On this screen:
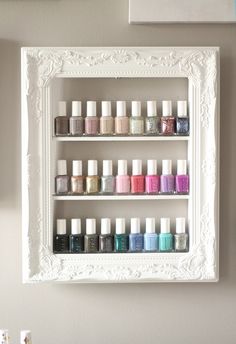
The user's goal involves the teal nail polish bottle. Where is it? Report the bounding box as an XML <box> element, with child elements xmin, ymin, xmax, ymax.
<box><xmin>159</xmin><ymin>218</ymin><xmax>173</xmax><ymax>252</ymax></box>
<box><xmin>115</xmin><ymin>218</ymin><xmax>129</xmax><ymax>252</ymax></box>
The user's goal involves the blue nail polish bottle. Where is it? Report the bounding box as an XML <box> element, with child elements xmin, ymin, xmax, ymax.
<box><xmin>159</xmin><ymin>218</ymin><xmax>173</xmax><ymax>252</ymax></box>
<box><xmin>144</xmin><ymin>218</ymin><xmax>158</xmax><ymax>252</ymax></box>
<box><xmin>129</xmin><ymin>218</ymin><xmax>143</xmax><ymax>252</ymax></box>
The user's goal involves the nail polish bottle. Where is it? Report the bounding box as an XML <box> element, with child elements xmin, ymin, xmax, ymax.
<box><xmin>145</xmin><ymin>159</ymin><xmax>160</xmax><ymax>194</ymax></box>
<box><xmin>174</xmin><ymin>218</ymin><xmax>188</xmax><ymax>252</ymax></box>
<box><xmin>100</xmin><ymin>101</ymin><xmax>114</xmax><ymax>135</ymax></box>
<box><xmin>54</xmin><ymin>219</ymin><xmax>69</xmax><ymax>253</ymax></box>
<box><xmin>160</xmin><ymin>160</ymin><xmax>175</xmax><ymax>194</ymax></box>
<box><xmin>129</xmin><ymin>218</ymin><xmax>144</xmax><ymax>252</ymax></box>
<box><xmin>176</xmin><ymin>100</ymin><xmax>189</xmax><ymax>135</ymax></box>
<box><xmin>160</xmin><ymin>100</ymin><xmax>176</xmax><ymax>135</ymax></box>
<box><xmin>130</xmin><ymin>101</ymin><xmax>144</xmax><ymax>135</ymax></box>
<box><xmin>69</xmin><ymin>101</ymin><xmax>84</xmax><ymax>136</ymax></box>
<box><xmin>131</xmin><ymin>159</ymin><xmax>145</xmax><ymax>194</ymax></box>
<box><xmin>145</xmin><ymin>100</ymin><xmax>158</xmax><ymax>135</ymax></box>
<box><xmin>101</xmin><ymin>160</ymin><xmax>115</xmax><ymax>194</ymax></box>
<box><xmin>115</xmin><ymin>218</ymin><xmax>129</xmax><ymax>252</ymax></box>
<box><xmin>55</xmin><ymin>101</ymin><xmax>69</xmax><ymax>136</ymax></box>
<box><xmin>86</xmin><ymin>160</ymin><xmax>100</xmax><ymax>194</ymax></box>
<box><xmin>116</xmin><ymin>160</ymin><xmax>130</xmax><ymax>194</ymax></box>
<box><xmin>159</xmin><ymin>218</ymin><xmax>173</xmax><ymax>252</ymax></box>
<box><xmin>84</xmin><ymin>218</ymin><xmax>99</xmax><ymax>253</ymax></box>
<box><xmin>71</xmin><ymin>160</ymin><xmax>84</xmax><ymax>194</ymax></box>
<box><xmin>55</xmin><ymin>160</ymin><xmax>70</xmax><ymax>194</ymax></box>
<box><xmin>20</xmin><ymin>331</ymin><xmax>32</xmax><ymax>344</ymax></box>
<box><xmin>85</xmin><ymin>101</ymin><xmax>99</xmax><ymax>135</ymax></box>
<box><xmin>176</xmin><ymin>160</ymin><xmax>189</xmax><ymax>194</ymax></box>
<box><xmin>144</xmin><ymin>218</ymin><xmax>158</xmax><ymax>252</ymax></box>
<box><xmin>69</xmin><ymin>219</ymin><xmax>84</xmax><ymax>253</ymax></box>
<box><xmin>99</xmin><ymin>218</ymin><xmax>114</xmax><ymax>253</ymax></box>
<box><xmin>0</xmin><ymin>330</ymin><xmax>10</xmax><ymax>344</ymax></box>
<box><xmin>115</xmin><ymin>101</ymin><xmax>129</xmax><ymax>135</ymax></box>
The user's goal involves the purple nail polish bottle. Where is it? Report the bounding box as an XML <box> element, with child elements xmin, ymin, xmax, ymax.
<box><xmin>160</xmin><ymin>160</ymin><xmax>175</xmax><ymax>194</ymax></box>
<box><xmin>176</xmin><ymin>160</ymin><xmax>189</xmax><ymax>194</ymax></box>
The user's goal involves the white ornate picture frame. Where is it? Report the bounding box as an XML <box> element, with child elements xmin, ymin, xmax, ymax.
<box><xmin>21</xmin><ymin>47</ymin><xmax>219</xmax><ymax>283</ymax></box>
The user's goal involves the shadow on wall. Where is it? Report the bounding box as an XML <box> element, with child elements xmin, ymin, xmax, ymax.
<box><xmin>0</xmin><ymin>40</ymin><xmax>21</xmax><ymax>208</ymax></box>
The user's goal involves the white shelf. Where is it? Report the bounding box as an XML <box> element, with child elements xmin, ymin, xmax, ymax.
<box><xmin>54</xmin><ymin>136</ymin><xmax>190</xmax><ymax>142</ymax></box>
<box><xmin>53</xmin><ymin>194</ymin><xmax>190</xmax><ymax>201</ymax></box>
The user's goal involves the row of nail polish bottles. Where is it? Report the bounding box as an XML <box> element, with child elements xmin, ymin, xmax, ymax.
<box><xmin>54</xmin><ymin>100</ymin><xmax>189</xmax><ymax>136</ymax></box>
<box><xmin>54</xmin><ymin>217</ymin><xmax>188</xmax><ymax>253</ymax></box>
<box><xmin>0</xmin><ymin>330</ymin><xmax>32</xmax><ymax>344</ymax></box>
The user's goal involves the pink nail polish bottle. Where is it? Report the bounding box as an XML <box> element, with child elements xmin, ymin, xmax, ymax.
<box><xmin>145</xmin><ymin>159</ymin><xmax>160</xmax><ymax>194</ymax></box>
<box><xmin>116</xmin><ymin>160</ymin><xmax>130</xmax><ymax>194</ymax></box>
<box><xmin>131</xmin><ymin>159</ymin><xmax>145</xmax><ymax>194</ymax></box>
<box><xmin>85</xmin><ymin>101</ymin><xmax>99</xmax><ymax>135</ymax></box>
<box><xmin>176</xmin><ymin>159</ymin><xmax>189</xmax><ymax>194</ymax></box>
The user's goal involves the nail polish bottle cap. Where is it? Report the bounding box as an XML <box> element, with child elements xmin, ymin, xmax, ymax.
<box><xmin>147</xmin><ymin>159</ymin><xmax>157</xmax><ymax>175</ymax></box>
<box><xmin>147</xmin><ymin>100</ymin><xmax>157</xmax><ymax>117</ymax></box>
<box><xmin>71</xmin><ymin>218</ymin><xmax>81</xmax><ymax>235</ymax></box>
<box><xmin>86</xmin><ymin>218</ymin><xmax>96</xmax><ymax>235</ymax></box>
<box><xmin>20</xmin><ymin>331</ymin><xmax>32</xmax><ymax>344</ymax></box>
<box><xmin>72</xmin><ymin>101</ymin><xmax>82</xmax><ymax>117</ymax></box>
<box><xmin>176</xmin><ymin>218</ymin><xmax>186</xmax><ymax>234</ymax></box>
<box><xmin>132</xmin><ymin>101</ymin><xmax>141</xmax><ymax>117</ymax></box>
<box><xmin>118</xmin><ymin>160</ymin><xmax>128</xmax><ymax>176</ymax></box>
<box><xmin>102</xmin><ymin>160</ymin><xmax>113</xmax><ymax>176</ymax></box>
<box><xmin>160</xmin><ymin>218</ymin><xmax>170</xmax><ymax>234</ymax></box>
<box><xmin>130</xmin><ymin>217</ymin><xmax>141</xmax><ymax>234</ymax></box>
<box><xmin>116</xmin><ymin>218</ymin><xmax>126</xmax><ymax>234</ymax></box>
<box><xmin>87</xmin><ymin>101</ymin><xmax>97</xmax><ymax>117</ymax></box>
<box><xmin>58</xmin><ymin>101</ymin><xmax>67</xmax><ymax>116</ymax></box>
<box><xmin>101</xmin><ymin>218</ymin><xmax>111</xmax><ymax>235</ymax></box>
<box><xmin>57</xmin><ymin>219</ymin><xmax>67</xmax><ymax>235</ymax></box>
<box><xmin>72</xmin><ymin>160</ymin><xmax>82</xmax><ymax>176</ymax></box>
<box><xmin>116</xmin><ymin>101</ymin><xmax>126</xmax><ymax>117</ymax></box>
<box><xmin>132</xmin><ymin>159</ymin><xmax>142</xmax><ymax>176</ymax></box>
<box><xmin>177</xmin><ymin>159</ymin><xmax>187</xmax><ymax>175</ymax></box>
<box><xmin>162</xmin><ymin>100</ymin><xmax>172</xmax><ymax>117</ymax></box>
<box><xmin>177</xmin><ymin>100</ymin><xmax>187</xmax><ymax>118</ymax></box>
<box><xmin>146</xmin><ymin>218</ymin><xmax>156</xmax><ymax>234</ymax></box>
<box><xmin>57</xmin><ymin>160</ymin><xmax>67</xmax><ymax>175</ymax></box>
<box><xmin>88</xmin><ymin>160</ymin><xmax>98</xmax><ymax>176</ymax></box>
<box><xmin>162</xmin><ymin>160</ymin><xmax>172</xmax><ymax>175</ymax></box>
<box><xmin>101</xmin><ymin>101</ymin><xmax>112</xmax><ymax>117</ymax></box>
<box><xmin>0</xmin><ymin>330</ymin><xmax>9</xmax><ymax>344</ymax></box>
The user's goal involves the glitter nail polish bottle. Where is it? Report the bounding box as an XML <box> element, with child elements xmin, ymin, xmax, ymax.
<box><xmin>54</xmin><ymin>219</ymin><xmax>69</xmax><ymax>253</ymax></box>
<box><xmin>160</xmin><ymin>100</ymin><xmax>176</xmax><ymax>135</ymax></box>
<box><xmin>116</xmin><ymin>160</ymin><xmax>130</xmax><ymax>194</ymax></box>
<box><xmin>130</xmin><ymin>101</ymin><xmax>144</xmax><ymax>135</ymax></box>
<box><xmin>20</xmin><ymin>331</ymin><xmax>32</xmax><ymax>344</ymax></box>
<box><xmin>174</xmin><ymin>217</ymin><xmax>188</xmax><ymax>252</ymax></box>
<box><xmin>160</xmin><ymin>160</ymin><xmax>175</xmax><ymax>194</ymax></box>
<box><xmin>159</xmin><ymin>218</ymin><xmax>173</xmax><ymax>252</ymax></box>
<box><xmin>101</xmin><ymin>160</ymin><xmax>115</xmax><ymax>194</ymax></box>
<box><xmin>55</xmin><ymin>101</ymin><xmax>69</xmax><ymax>136</ymax></box>
<box><xmin>99</xmin><ymin>218</ymin><xmax>114</xmax><ymax>253</ymax></box>
<box><xmin>84</xmin><ymin>218</ymin><xmax>99</xmax><ymax>253</ymax></box>
<box><xmin>176</xmin><ymin>160</ymin><xmax>189</xmax><ymax>194</ymax></box>
<box><xmin>71</xmin><ymin>160</ymin><xmax>84</xmax><ymax>194</ymax></box>
<box><xmin>145</xmin><ymin>159</ymin><xmax>160</xmax><ymax>194</ymax></box>
<box><xmin>131</xmin><ymin>159</ymin><xmax>145</xmax><ymax>194</ymax></box>
<box><xmin>86</xmin><ymin>160</ymin><xmax>100</xmax><ymax>194</ymax></box>
<box><xmin>55</xmin><ymin>160</ymin><xmax>70</xmax><ymax>194</ymax></box>
<box><xmin>100</xmin><ymin>101</ymin><xmax>114</xmax><ymax>135</ymax></box>
<box><xmin>129</xmin><ymin>218</ymin><xmax>143</xmax><ymax>252</ymax></box>
<box><xmin>115</xmin><ymin>218</ymin><xmax>129</xmax><ymax>252</ymax></box>
<box><xmin>69</xmin><ymin>101</ymin><xmax>84</xmax><ymax>136</ymax></box>
<box><xmin>85</xmin><ymin>101</ymin><xmax>99</xmax><ymax>135</ymax></box>
<box><xmin>144</xmin><ymin>217</ymin><xmax>158</xmax><ymax>252</ymax></box>
<box><xmin>115</xmin><ymin>101</ymin><xmax>129</xmax><ymax>135</ymax></box>
<box><xmin>69</xmin><ymin>219</ymin><xmax>84</xmax><ymax>253</ymax></box>
<box><xmin>145</xmin><ymin>100</ymin><xmax>158</xmax><ymax>135</ymax></box>
<box><xmin>176</xmin><ymin>100</ymin><xmax>189</xmax><ymax>135</ymax></box>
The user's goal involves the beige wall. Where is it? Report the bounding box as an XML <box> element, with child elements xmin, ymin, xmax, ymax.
<box><xmin>0</xmin><ymin>1</ymin><xmax>235</xmax><ymax>343</ymax></box>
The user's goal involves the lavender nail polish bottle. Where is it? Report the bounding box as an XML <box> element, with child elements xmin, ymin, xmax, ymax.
<box><xmin>129</xmin><ymin>218</ymin><xmax>143</xmax><ymax>252</ymax></box>
<box><xmin>160</xmin><ymin>160</ymin><xmax>175</xmax><ymax>194</ymax></box>
<box><xmin>69</xmin><ymin>101</ymin><xmax>84</xmax><ymax>136</ymax></box>
<box><xmin>176</xmin><ymin>160</ymin><xmax>189</xmax><ymax>194</ymax></box>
